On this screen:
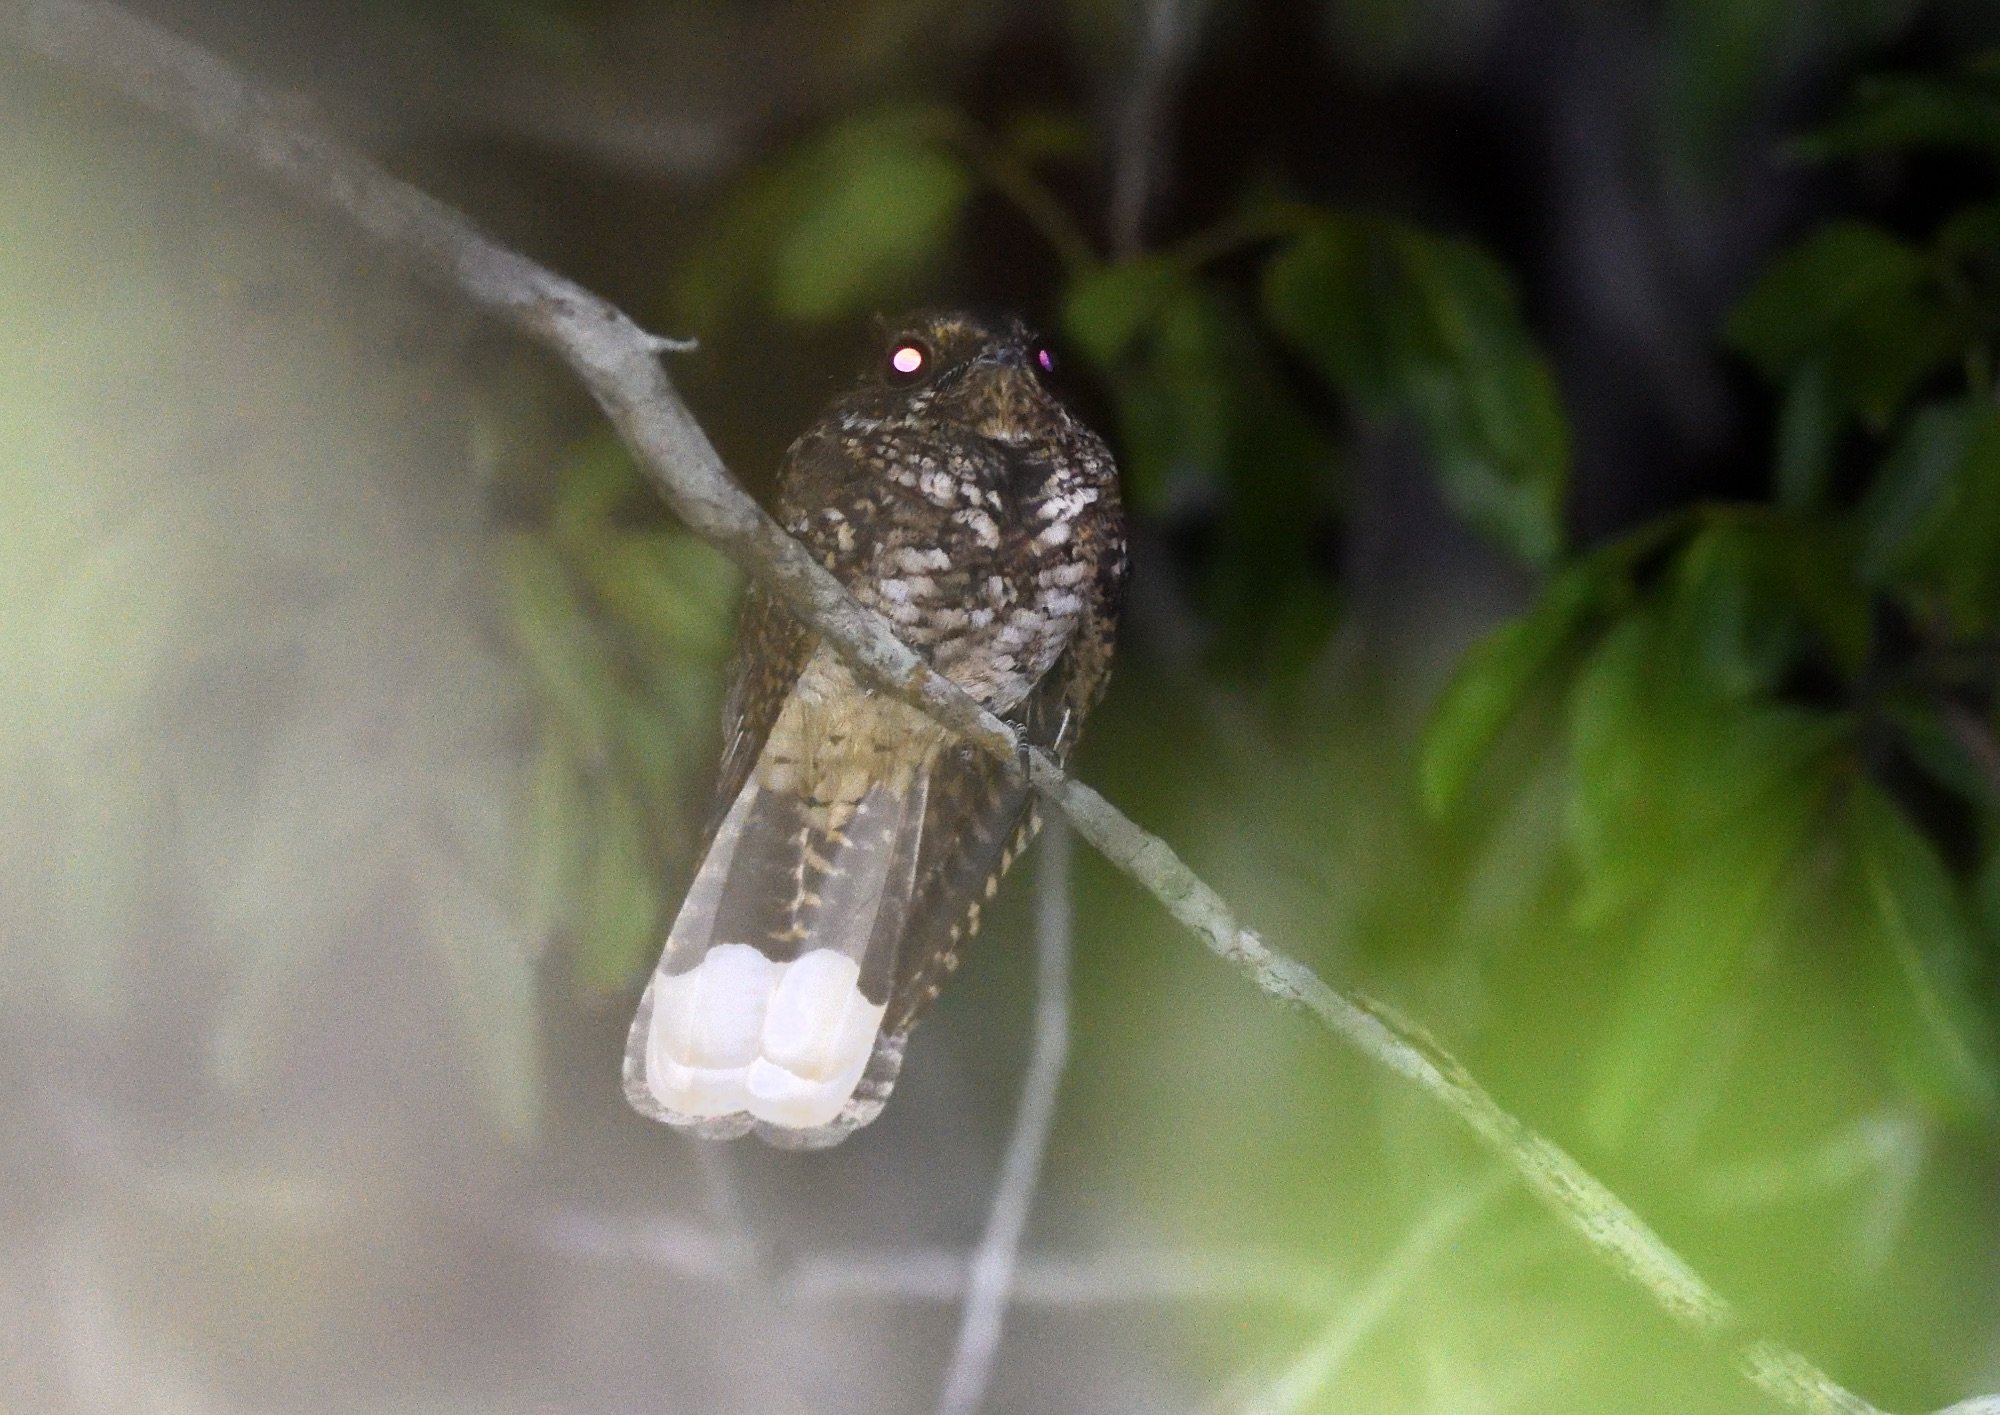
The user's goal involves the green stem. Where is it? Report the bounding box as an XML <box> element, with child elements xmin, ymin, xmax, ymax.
<box><xmin>945</xmin><ymin>119</ymin><xmax>1100</xmax><ymax>275</ymax></box>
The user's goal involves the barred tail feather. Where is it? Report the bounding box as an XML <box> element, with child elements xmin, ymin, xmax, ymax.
<box><xmin>622</xmin><ymin>695</ymin><xmax>933</xmax><ymax>1144</ymax></box>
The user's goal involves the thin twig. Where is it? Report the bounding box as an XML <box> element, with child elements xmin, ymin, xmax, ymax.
<box><xmin>692</xmin><ymin>1136</ymin><xmax>779</xmax><ymax>1285</ymax></box>
<box><xmin>936</xmin><ymin>818</ymin><xmax>1074</xmax><ymax>1415</ymax></box>
<box><xmin>1221</xmin><ymin>1174</ymin><xmax>1507</xmax><ymax>1415</ymax></box>
<box><xmin>790</xmin><ymin>1241</ymin><xmax>1332</xmax><ymax>1311</ymax></box>
<box><xmin>50</xmin><ymin>1216</ymin><xmax>238</xmax><ymax>1415</ymax></box>
<box><xmin>543</xmin><ymin>1207</ymin><xmax>1341</xmax><ymax>1309</ymax></box>
<box><xmin>947</xmin><ymin>119</ymin><xmax>1098</xmax><ymax>274</ymax></box>
<box><xmin>1107</xmin><ymin>0</ymin><xmax>1202</xmax><ymax>257</ymax></box>
<box><xmin>542</xmin><ymin>1208</ymin><xmax>744</xmax><ymax>1281</ymax></box>
<box><xmin>4</xmin><ymin>6</ymin><xmax>1986</xmax><ymax>1412</ymax></box>
<box><xmin>1937</xmin><ymin>697</ymin><xmax>2000</xmax><ymax>805</ymax></box>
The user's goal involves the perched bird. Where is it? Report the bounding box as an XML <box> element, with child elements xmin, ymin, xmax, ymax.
<box><xmin>622</xmin><ymin>311</ymin><xmax>1127</xmax><ymax>1148</ymax></box>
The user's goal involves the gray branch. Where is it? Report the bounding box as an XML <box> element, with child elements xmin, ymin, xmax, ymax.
<box><xmin>2</xmin><ymin>4</ymin><xmax>1983</xmax><ymax>1413</ymax></box>
<box><xmin>1106</xmin><ymin>0</ymin><xmax>1204</xmax><ymax>258</ymax></box>
<box><xmin>936</xmin><ymin>817</ymin><xmax>1074</xmax><ymax>1415</ymax></box>
<box><xmin>1218</xmin><ymin>1173</ymin><xmax>1508</xmax><ymax>1415</ymax></box>
<box><xmin>542</xmin><ymin>1208</ymin><xmax>1341</xmax><ymax>1311</ymax></box>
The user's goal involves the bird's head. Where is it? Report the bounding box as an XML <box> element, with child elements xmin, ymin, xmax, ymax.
<box><xmin>860</xmin><ymin>310</ymin><xmax>1067</xmax><ymax>445</ymax></box>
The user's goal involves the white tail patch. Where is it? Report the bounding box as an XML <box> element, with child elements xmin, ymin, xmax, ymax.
<box><xmin>645</xmin><ymin>943</ymin><xmax>887</xmax><ymax>1128</ymax></box>
<box><xmin>623</xmin><ymin>668</ymin><xmax>937</xmax><ymax>1140</ymax></box>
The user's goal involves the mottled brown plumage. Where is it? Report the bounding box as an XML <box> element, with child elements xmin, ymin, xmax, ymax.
<box><xmin>623</xmin><ymin>311</ymin><xmax>1126</xmax><ymax>1147</ymax></box>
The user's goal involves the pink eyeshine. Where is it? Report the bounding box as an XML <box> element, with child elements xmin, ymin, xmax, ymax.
<box><xmin>1037</xmin><ymin>347</ymin><xmax>1056</xmax><ymax>373</ymax></box>
<box><xmin>891</xmin><ymin>344</ymin><xmax>925</xmax><ymax>375</ymax></box>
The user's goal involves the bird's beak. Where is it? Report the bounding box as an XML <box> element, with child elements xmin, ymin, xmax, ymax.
<box><xmin>961</xmin><ymin>347</ymin><xmax>1044</xmax><ymax>444</ymax></box>
<box><xmin>972</xmin><ymin>342</ymin><xmax>1031</xmax><ymax>370</ymax></box>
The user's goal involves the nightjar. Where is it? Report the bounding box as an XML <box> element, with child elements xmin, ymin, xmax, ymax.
<box><xmin>622</xmin><ymin>311</ymin><xmax>1127</xmax><ymax>1148</ymax></box>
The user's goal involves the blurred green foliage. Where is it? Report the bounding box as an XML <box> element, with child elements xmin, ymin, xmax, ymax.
<box><xmin>676</xmin><ymin>105</ymin><xmax>975</xmax><ymax>327</ymax></box>
<box><xmin>1261</xmin><ymin>214</ymin><xmax>1569</xmax><ymax>566</ymax></box>
<box><xmin>1423</xmin><ymin>54</ymin><xmax>2000</xmax><ymax>1152</ymax></box>
<box><xmin>1801</xmin><ymin>52</ymin><xmax>2000</xmax><ymax>164</ymax></box>
<box><xmin>506</xmin><ymin>435</ymin><xmax>736</xmax><ymax>994</ymax></box>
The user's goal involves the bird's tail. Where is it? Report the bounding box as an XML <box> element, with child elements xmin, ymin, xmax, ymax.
<box><xmin>623</xmin><ymin>679</ymin><xmax>943</xmax><ymax>1147</ymax></box>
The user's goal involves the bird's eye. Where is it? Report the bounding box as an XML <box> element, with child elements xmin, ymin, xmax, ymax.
<box><xmin>1035</xmin><ymin>344</ymin><xmax>1057</xmax><ymax>375</ymax></box>
<box><xmin>887</xmin><ymin>340</ymin><xmax>930</xmax><ymax>383</ymax></box>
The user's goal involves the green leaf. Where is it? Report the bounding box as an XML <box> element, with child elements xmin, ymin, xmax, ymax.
<box><xmin>1264</xmin><ymin>217</ymin><xmax>1569</xmax><ymax>565</ymax></box>
<box><xmin>1917</xmin><ymin>441</ymin><xmax>2000</xmax><ymax>637</ymax></box>
<box><xmin>500</xmin><ymin>534</ymin><xmax>622</xmax><ymax>765</ymax></box>
<box><xmin>1846</xmin><ymin>784</ymin><xmax>2000</xmax><ymax>1126</ymax></box>
<box><xmin>1837</xmin><ymin>294</ymin><xmax>1965</xmax><ymax>433</ymax></box>
<box><xmin>551</xmin><ymin>434</ymin><xmax>644</xmax><ymax>544</ymax></box>
<box><xmin>1082</xmin><ymin>279</ymin><xmax>1238</xmax><ymax>511</ymax></box>
<box><xmin>768</xmin><ymin>110</ymin><xmax>972</xmax><ymax>321</ymax></box>
<box><xmin>1398</xmin><ymin>236</ymin><xmax>1571</xmax><ymax>565</ymax></box>
<box><xmin>1068</xmin><ymin>268</ymin><xmax>1345</xmax><ymax>673</ymax></box>
<box><xmin>1568</xmin><ymin>581</ymin><xmax>1851</xmax><ymax>1147</ymax></box>
<box><xmin>1261</xmin><ymin>219</ymin><xmax>1401</xmax><ymax>404</ymax></box>
<box><xmin>1418</xmin><ymin>559</ymin><xmax>1611</xmax><ymax>817</ymax></box>
<box><xmin>1857</xmin><ymin>399</ymin><xmax>2000</xmax><ymax>631</ymax></box>
<box><xmin>579</xmin><ymin>531</ymin><xmax>738</xmax><ymax>659</ymax></box>
<box><xmin>676</xmin><ymin>106</ymin><xmax>971</xmax><ymax>328</ymax></box>
<box><xmin>1935</xmin><ymin>198</ymin><xmax>2000</xmax><ymax>260</ymax></box>
<box><xmin>1757</xmin><ymin>519</ymin><xmax>1874</xmax><ymax>677</ymax></box>
<box><xmin>1773</xmin><ymin>361</ymin><xmax>1839</xmax><ymax>512</ymax></box>
<box><xmin>1566</xmin><ymin>611</ymin><xmax>1690</xmax><ymax>923</ymax></box>
<box><xmin>1727</xmin><ymin>222</ymin><xmax>1961</xmax><ymax>428</ymax></box>
<box><xmin>1726</xmin><ymin>223</ymin><xmax>1925</xmax><ymax>377</ymax></box>
<box><xmin>1857</xmin><ymin>402</ymin><xmax>1975</xmax><ymax>577</ymax></box>
<box><xmin>1665</xmin><ymin>520</ymin><xmax>1869</xmax><ymax>701</ymax></box>
<box><xmin>1583</xmin><ymin>764</ymin><xmax>1828</xmax><ymax>1150</ymax></box>
<box><xmin>673</xmin><ymin>159</ymin><xmax>812</xmax><ymax>331</ymax></box>
<box><xmin>520</xmin><ymin>739</ymin><xmax>590</xmax><ymax>942</ymax></box>
<box><xmin>1001</xmin><ymin>109</ymin><xmax>1093</xmax><ymax>164</ymax></box>
<box><xmin>1659</xmin><ymin>0</ymin><xmax>1793</xmax><ymax>176</ymax></box>
<box><xmin>1067</xmin><ymin>276</ymin><xmax>1241</xmax><ymax>505</ymax></box>
<box><xmin>1668</xmin><ymin>525</ymin><xmax>1779</xmax><ymax>700</ymax></box>
<box><xmin>1802</xmin><ymin>70</ymin><xmax>2000</xmax><ymax>163</ymax></box>
<box><xmin>575</xmin><ymin>781</ymin><xmax>665</xmax><ymax>995</ymax></box>
<box><xmin>1565</xmin><ymin>600</ymin><xmax>1847</xmax><ymax>927</ymax></box>
<box><xmin>1063</xmin><ymin>258</ymin><xmax>1190</xmax><ymax>365</ymax></box>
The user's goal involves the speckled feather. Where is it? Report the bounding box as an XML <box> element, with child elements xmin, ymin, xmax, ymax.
<box><xmin>639</xmin><ymin>310</ymin><xmax>1125</xmax><ymax>1145</ymax></box>
<box><xmin>718</xmin><ymin>313</ymin><xmax>1124</xmax><ymax>1027</ymax></box>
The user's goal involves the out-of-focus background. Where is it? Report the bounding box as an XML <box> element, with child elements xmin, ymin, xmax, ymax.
<box><xmin>4</xmin><ymin>1</ymin><xmax>2000</xmax><ymax>1411</ymax></box>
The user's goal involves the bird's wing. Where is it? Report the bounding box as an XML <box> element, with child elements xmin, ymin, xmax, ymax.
<box><xmin>706</xmin><ymin>417</ymin><xmax>884</xmax><ymax>831</ymax></box>
<box><xmin>708</xmin><ymin>583</ymin><xmax>811</xmax><ymax>831</ymax></box>
<box><xmin>882</xmin><ymin>519</ymin><xmax>1126</xmax><ymax>1035</ymax></box>
<box><xmin>624</xmin><ymin>427</ymin><xmax>944</xmax><ymax>1146</ymax></box>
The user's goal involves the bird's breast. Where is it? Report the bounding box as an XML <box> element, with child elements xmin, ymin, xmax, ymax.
<box><xmin>850</xmin><ymin>481</ymin><xmax>1103</xmax><ymax>715</ymax></box>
